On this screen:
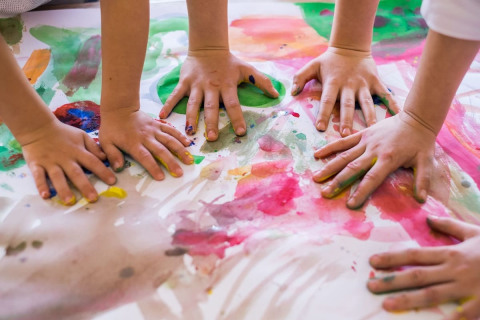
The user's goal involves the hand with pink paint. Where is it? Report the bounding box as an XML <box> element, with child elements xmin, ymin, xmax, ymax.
<box><xmin>368</xmin><ymin>215</ymin><xmax>480</xmax><ymax>320</ymax></box>
<box><xmin>292</xmin><ymin>0</ymin><xmax>399</xmax><ymax>136</ymax></box>
<box><xmin>292</xmin><ymin>47</ymin><xmax>398</xmax><ymax>136</ymax></box>
<box><xmin>313</xmin><ymin>31</ymin><xmax>480</xmax><ymax>208</ymax></box>
<box><xmin>0</xmin><ymin>33</ymin><xmax>116</xmax><ymax>205</ymax></box>
<box><xmin>159</xmin><ymin>0</ymin><xmax>279</xmax><ymax>142</ymax></box>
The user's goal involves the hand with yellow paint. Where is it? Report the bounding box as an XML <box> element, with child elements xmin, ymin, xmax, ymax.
<box><xmin>368</xmin><ymin>215</ymin><xmax>480</xmax><ymax>320</ymax></box>
<box><xmin>292</xmin><ymin>0</ymin><xmax>399</xmax><ymax>136</ymax></box>
<box><xmin>99</xmin><ymin>109</ymin><xmax>194</xmax><ymax>180</ymax></box>
<box><xmin>313</xmin><ymin>112</ymin><xmax>436</xmax><ymax>208</ymax></box>
<box><xmin>159</xmin><ymin>0</ymin><xmax>279</xmax><ymax>141</ymax></box>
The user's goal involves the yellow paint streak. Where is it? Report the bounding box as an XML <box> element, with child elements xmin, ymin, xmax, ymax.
<box><xmin>371</xmin><ymin>157</ymin><xmax>378</xmax><ymax>166</ymax></box>
<box><xmin>59</xmin><ymin>195</ymin><xmax>76</xmax><ymax>206</ymax></box>
<box><xmin>100</xmin><ymin>187</ymin><xmax>127</xmax><ymax>199</ymax></box>
<box><xmin>316</xmin><ymin>172</ymin><xmax>334</xmax><ymax>182</ymax></box>
<box><xmin>22</xmin><ymin>49</ymin><xmax>51</xmax><ymax>84</ymax></box>
<box><xmin>156</xmin><ymin>157</ymin><xmax>178</xmax><ymax>177</ymax></box>
<box><xmin>228</xmin><ymin>165</ymin><xmax>252</xmax><ymax>177</ymax></box>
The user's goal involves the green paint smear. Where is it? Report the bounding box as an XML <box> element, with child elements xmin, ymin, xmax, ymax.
<box><xmin>296</xmin><ymin>0</ymin><xmax>427</xmax><ymax>43</ymax></box>
<box><xmin>0</xmin><ymin>124</ymin><xmax>25</xmax><ymax>171</ymax></box>
<box><xmin>0</xmin><ymin>16</ymin><xmax>24</xmax><ymax>45</ymax></box>
<box><xmin>0</xmin><ymin>183</ymin><xmax>14</xmax><ymax>192</ymax></box>
<box><xmin>157</xmin><ymin>64</ymin><xmax>286</xmax><ymax>114</ymax></box>
<box><xmin>295</xmin><ymin>133</ymin><xmax>307</xmax><ymax>140</ymax></box>
<box><xmin>193</xmin><ymin>155</ymin><xmax>205</xmax><ymax>164</ymax></box>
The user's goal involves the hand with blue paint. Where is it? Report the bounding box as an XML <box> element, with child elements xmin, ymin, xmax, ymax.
<box><xmin>313</xmin><ymin>30</ymin><xmax>480</xmax><ymax>208</ymax></box>
<box><xmin>0</xmin><ymin>33</ymin><xmax>116</xmax><ymax>205</ymax></box>
<box><xmin>292</xmin><ymin>0</ymin><xmax>399</xmax><ymax>137</ymax></box>
<box><xmin>159</xmin><ymin>0</ymin><xmax>279</xmax><ymax>142</ymax></box>
<box><xmin>368</xmin><ymin>215</ymin><xmax>480</xmax><ymax>320</ymax></box>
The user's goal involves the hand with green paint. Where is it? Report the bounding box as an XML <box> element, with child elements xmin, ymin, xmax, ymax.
<box><xmin>292</xmin><ymin>0</ymin><xmax>399</xmax><ymax>136</ymax></box>
<box><xmin>312</xmin><ymin>30</ymin><xmax>480</xmax><ymax>208</ymax></box>
<box><xmin>159</xmin><ymin>0</ymin><xmax>279</xmax><ymax>141</ymax></box>
<box><xmin>368</xmin><ymin>215</ymin><xmax>480</xmax><ymax>319</ymax></box>
<box><xmin>159</xmin><ymin>51</ymin><xmax>279</xmax><ymax>141</ymax></box>
<box><xmin>292</xmin><ymin>47</ymin><xmax>399</xmax><ymax>136</ymax></box>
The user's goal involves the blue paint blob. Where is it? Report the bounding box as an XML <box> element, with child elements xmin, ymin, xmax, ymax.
<box><xmin>248</xmin><ymin>75</ymin><xmax>255</xmax><ymax>84</ymax></box>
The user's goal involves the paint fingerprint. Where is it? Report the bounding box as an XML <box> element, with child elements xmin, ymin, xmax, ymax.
<box><xmin>53</xmin><ymin>101</ymin><xmax>101</xmax><ymax>133</ymax></box>
<box><xmin>157</xmin><ymin>65</ymin><xmax>286</xmax><ymax>114</ymax></box>
<box><xmin>62</xmin><ymin>35</ymin><xmax>102</xmax><ymax>96</ymax></box>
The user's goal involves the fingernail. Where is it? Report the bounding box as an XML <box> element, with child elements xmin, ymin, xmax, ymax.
<box><xmin>321</xmin><ymin>185</ymin><xmax>333</xmax><ymax>197</ymax></box>
<box><xmin>314</xmin><ymin>172</ymin><xmax>333</xmax><ymax>183</ymax></box>
<box><xmin>114</xmin><ymin>164</ymin><xmax>124</xmax><ymax>173</ymax></box>
<box><xmin>236</xmin><ymin>126</ymin><xmax>246</xmax><ymax>136</ymax></box>
<box><xmin>186</xmin><ymin>152</ymin><xmax>194</xmax><ymax>164</ymax></box>
<box><xmin>107</xmin><ymin>176</ymin><xmax>117</xmax><ymax>185</ymax></box>
<box><xmin>419</xmin><ymin>189</ymin><xmax>427</xmax><ymax>202</ymax></box>
<box><xmin>159</xmin><ymin>110</ymin><xmax>167</xmax><ymax>118</ymax></box>
<box><xmin>41</xmin><ymin>191</ymin><xmax>49</xmax><ymax>199</ymax></box>
<box><xmin>370</xmin><ymin>254</ymin><xmax>381</xmax><ymax>265</ymax></box>
<box><xmin>207</xmin><ymin>130</ymin><xmax>216</xmax><ymax>141</ymax></box>
<box><xmin>62</xmin><ymin>195</ymin><xmax>76</xmax><ymax>206</ymax></box>
<box><xmin>342</xmin><ymin>127</ymin><xmax>351</xmax><ymax>136</ymax></box>
<box><xmin>316</xmin><ymin>121</ymin><xmax>326</xmax><ymax>131</ymax></box>
<box><xmin>347</xmin><ymin>196</ymin><xmax>358</xmax><ymax>209</ymax></box>
<box><xmin>185</xmin><ymin>122</ymin><xmax>196</xmax><ymax>135</ymax></box>
<box><xmin>173</xmin><ymin>167</ymin><xmax>183</xmax><ymax>177</ymax></box>
<box><xmin>87</xmin><ymin>193</ymin><xmax>98</xmax><ymax>203</ymax></box>
<box><xmin>383</xmin><ymin>298</ymin><xmax>397</xmax><ymax>311</ymax></box>
<box><xmin>291</xmin><ymin>84</ymin><xmax>299</xmax><ymax>96</ymax></box>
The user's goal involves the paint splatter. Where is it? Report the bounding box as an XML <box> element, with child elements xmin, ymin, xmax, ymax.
<box><xmin>5</xmin><ymin>241</ymin><xmax>27</xmax><ymax>256</ymax></box>
<box><xmin>100</xmin><ymin>187</ymin><xmax>128</xmax><ymax>199</ymax></box>
<box><xmin>119</xmin><ymin>267</ymin><xmax>135</xmax><ymax>279</ymax></box>
<box><xmin>0</xmin><ymin>124</ymin><xmax>25</xmax><ymax>171</ymax></box>
<box><xmin>0</xmin><ymin>16</ymin><xmax>24</xmax><ymax>45</ymax></box>
<box><xmin>22</xmin><ymin>49</ymin><xmax>51</xmax><ymax>84</ymax></box>
<box><xmin>53</xmin><ymin>101</ymin><xmax>101</xmax><ymax>133</ymax></box>
<box><xmin>193</xmin><ymin>155</ymin><xmax>205</xmax><ymax>164</ymax></box>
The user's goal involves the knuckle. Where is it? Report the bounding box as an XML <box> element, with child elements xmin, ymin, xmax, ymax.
<box><xmin>410</xmin><ymin>269</ymin><xmax>425</xmax><ymax>284</ymax></box>
<box><xmin>136</xmin><ymin>149</ymin><xmax>152</xmax><ymax>162</ymax></box>
<box><xmin>320</xmin><ymin>96</ymin><xmax>336</xmax><ymax>106</ymax></box>
<box><xmin>346</xmin><ymin>161</ymin><xmax>362</xmax><ymax>171</ymax></box>
<box><xmin>379</xmin><ymin>151</ymin><xmax>395</xmax><ymax>163</ymax></box>
<box><xmin>406</xmin><ymin>248</ymin><xmax>420</xmax><ymax>261</ymax></box>
<box><xmin>361</xmin><ymin>172</ymin><xmax>377</xmax><ymax>183</ymax></box>
<box><xmin>204</xmin><ymin>102</ymin><xmax>217</xmax><ymax>111</ymax></box>
<box><xmin>423</xmin><ymin>287</ymin><xmax>440</xmax><ymax>305</ymax></box>
<box><xmin>336</xmin><ymin>151</ymin><xmax>351</xmax><ymax>162</ymax></box>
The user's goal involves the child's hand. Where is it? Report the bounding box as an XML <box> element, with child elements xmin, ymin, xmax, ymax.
<box><xmin>21</xmin><ymin>120</ymin><xmax>116</xmax><ymax>205</ymax></box>
<box><xmin>99</xmin><ymin>109</ymin><xmax>194</xmax><ymax>179</ymax></box>
<box><xmin>368</xmin><ymin>216</ymin><xmax>480</xmax><ymax>320</ymax></box>
<box><xmin>292</xmin><ymin>47</ymin><xmax>399</xmax><ymax>136</ymax></box>
<box><xmin>159</xmin><ymin>51</ymin><xmax>279</xmax><ymax>141</ymax></box>
<box><xmin>313</xmin><ymin>111</ymin><xmax>436</xmax><ymax>208</ymax></box>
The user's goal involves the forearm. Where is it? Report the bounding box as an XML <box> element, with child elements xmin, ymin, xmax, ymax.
<box><xmin>0</xmin><ymin>35</ymin><xmax>56</xmax><ymax>144</ymax></box>
<box><xmin>329</xmin><ymin>0</ymin><xmax>379</xmax><ymax>52</ymax></box>
<box><xmin>403</xmin><ymin>30</ymin><xmax>480</xmax><ymax>135</ymax></box>
<box><xmin>100</xmin><ymin>0</ymin><xmax>149</xmax><ymax>111</ymax></box>
<box><xmin>187</xmin><ymin>0</ymin><xmax>229</xmax><ymax>53</ymax></box>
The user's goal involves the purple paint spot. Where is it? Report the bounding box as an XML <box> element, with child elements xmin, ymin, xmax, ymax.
<box><xmin>319</xmin><ymin>9</ymin><xmax>334</xmax><ymax>16</ymax></box>
<box><xmin>392</xmin><ymin>7</ymin><xmax>404</xmax><ymax>15</ymax></box>
<box><xmin>62</xmin><ymin>35</ymin><xmax>102</xmax><ymax>96</ymax></box>
<box><xmin>258</xmin><ymin>134</ymin><xmax>286</xmax><ymax>152</ymax></box>
<box><xmin>374</xmin><ymin>16</ymin><xmax>389</xmax><ymax>28</ymax></box>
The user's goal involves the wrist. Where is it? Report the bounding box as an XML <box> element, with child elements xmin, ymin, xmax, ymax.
<box><xmin>14</xmin><ymin>116</ymin><xmax>58</xmax><ymax>147</ymax></box>
<box><xmin>188</xmin><ymin>46</ymin><xmax>230</xmax><ymax>57</ymax></box>
<box><xmin>399</xmin><ymin>110</ymin><xmax>438</xmax><ymax>138</ymax></box>
<box><xmin>326</xmin><ymin>46</ymin><xmax>372</xmax><ymax>58</ymax></box>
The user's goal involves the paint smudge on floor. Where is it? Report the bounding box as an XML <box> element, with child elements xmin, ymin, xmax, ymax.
<box><xmin>53</xmin><ymin>101</ymin><xmax>101</xmax><ymax>133</ymax></box>
<box><xmin>100</xmin><ymin>186</ymin><xmax>128</xmax><ymax>199</ymax></box>
<box><xmin>0</xmin><ymin>124</ymin><xmax>25</xmax><ymax>171</ymax></box>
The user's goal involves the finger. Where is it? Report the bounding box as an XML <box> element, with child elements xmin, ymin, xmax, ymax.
<box><xmin>244</xmin><ymin>68</ymin><xmax>279</xmax><ymax>98</ymax></box>
<box><xmin>84</xmin><ymin>133</ymin><xmax>106</xmax><ymax>161</ymax></box>
<box><xmin>339</xmin><ymin>87</ymin><xmax>356</xmax><ymax>137</ymax></box>
<box><xmin>159</xmin><ymin>122</ymin><xmax>192</xmax><ymax>147</ymax></box>
<box><xmin>445</xmin><ymin>298</ymin><xmax>480</xmax><ymax>320</ymax></box>
<box><xmin>145</xmin><ymin>139</ymin><xmax>182</xmax><ymax>177</ymax></box>
<box><xmin>369</xmin><ymin>247</ymin><xmax>446</xmax><ymax>269</ymax></box>
<box><xmin>102</xmin><ymin>143</ymin><xmax>125</xmax><ymax>173</ymax></box>
<box><xmin>413</xmin><ymin>155</ymin><xmax>433</xmax><ymax>203</ymax></box>
<box><xmin>47</xmin><ymin>166</ymin><xmax>76</xmax><ymax>205</ymax></box>
<box><xmin>185</xmin><ymin>88</ymin><xmax>203</xmax><ymax>135</ymax></box>
<box><xmin>321</xmin><ymin>154</ymin><xmax>374</xmax><ymax>200</ymax></box>
<box><xmin>346</xmin><ymin>158</ymin><xmax>397</xmax><ymax>209</ymax></box>
<box><xmin>203</xmin><ymin>90</ymin><xmax>220</xmax><ymax>141</ymax></box>
<box><xmin>373</xmin><ymin>82</ymin><xmax>400</xmax><ymax>116</ymax></box>
<box><xmin>155</xmin><ymin>131</ymin><xmax>194</xmax><ymax>165</ymax></box>
<box><xmin>64</xmin><ymin>163</ymin><xmax>98</xmax><ymax>203</ymax></box>
<box><xmin>160</xmin><ymin>83</ymin><xmax>188</xmax><ymax>119</ymax></box>
<box><xmin>367</xmin><ymin>266</ymin><xmax>451</xmax><ymax>294</ymax></box>
<box><xmin>221</xmin><ymin>87</ymin><xmax>247</xmax><ymax>136</ymax></box>
<box><xmin>427</xmin><ymin>216</ymin><xmax>480</xmax><ymax>241</ymax></box>
<box><xmin>381</xmin><ymin>283</ymin><xmax>459</xmax><ymax>312</ymax></box>
<box><xmin>357</xmin><ymin>87</ymin><xmax>376</xmax><ymax>126</ymax></box>
<box><xmin>29</xmin><ymin>165</ymin><xmax>50</xmax><ymax>199</ymax></box>
<box><xmin>291</xmin><ymin>59</ymin><xmax>319</xmax><ymax>96</ymax></box>
<box><xmin>316</xmin><ymin>83</ymin><xmax>339</xmax><ymax>131</ymax></box>
<box><xmin>313</xmin><ymin>145</ymin><xmax>365</xmax><ymax>183</ymax></box>
<box><xmin>130</xmin><ymin>145</ymin><xmax>165</xmax><ymax>180</ymax></box>
<box><xmin>314</xmin><ymin>132</ymin><xmax>362</xmax><ymax>159</ymax></box>
<box><xmin>79</xmin><ymin>152</ymin><xmax>116</xmax><ymax>185</ymax></box>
